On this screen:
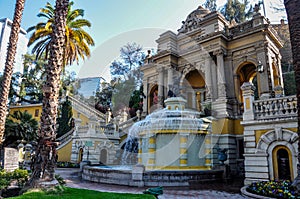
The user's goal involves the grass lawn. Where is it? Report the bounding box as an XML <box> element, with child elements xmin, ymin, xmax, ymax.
<box><xmin>9</xmin><ymin>186</ymin><xmax>156</xmax><ymax>199</ymax></box>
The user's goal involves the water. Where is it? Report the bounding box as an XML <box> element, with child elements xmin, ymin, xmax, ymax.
<box><xmin>120</xmin><ymin>97</ymin><xmax>211</xmax><ymax>168</ymax></box>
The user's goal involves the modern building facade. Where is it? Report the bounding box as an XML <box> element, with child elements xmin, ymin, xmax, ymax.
<box><xmin>0</xmin><ymin>18</ymin><xmax>28</xmax><ymax>73</ymax></box>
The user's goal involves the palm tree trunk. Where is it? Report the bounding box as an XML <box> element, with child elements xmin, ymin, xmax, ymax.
<box><xmin>285</xmin><ymin>0</ymin><xmax>300</xmax><ymax>191</ymax></box>
<box><xmin>30</xmin><ymin>0</ymin><xmax>69</xmax><ymax>186</ymax></box>
<box><xmin>0</xmin><ymin>0</ymin><xmax>26</xmax><ymax>142</ymax></box>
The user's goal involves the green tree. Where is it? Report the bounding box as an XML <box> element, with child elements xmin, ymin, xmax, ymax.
<box><xmin>4</xmin><ymin>111</ymin><xmax>38</xmax><ymax>147</ymax></box>
<box><xmin>57</xmin><ymin>98</ymin><xmax>73</xmax><ymax>137</ymax></box>
<box><xmin>27</xmin><ymin>1</ymin><xmax>94</xmax><ymax>67</ymax></box>
<box><xmin>110</xmin><ymin>42</ymin><xmax>145</xmax><ymax>85</ymax></box>
<box><xmin>18</xmin><ymin>54</ymin><xmax>47</xmax><ymax>103</ymax></box>
<box><xmin>203</xmin><ymin>0</ymin><xmax>217</xmax><ymax>12</ymax></box>
<box><xmin>0</xmin><ymin>0</ymin><xmax>26</xmax><ymax>142</ymax></box>
<box><xmin>220</xmin><ymin>0</ymin><xmax>253</xmax><ymax>23</ymax></box>
<box><xmin>95</xmin><ymin>81</ymin><xmax>114</xmax><ymax>114</ymax></box>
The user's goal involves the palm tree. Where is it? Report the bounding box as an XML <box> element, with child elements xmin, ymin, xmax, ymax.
<box><xmin>29</xmin><ymin>0</ymin><xmax>69</xmax><ymax>185</ymax></box>
<box><xmin>27</xmin><ymin>1</ymin><xmax>94</xmax><ymax>67</ymax></box>
<box><xmin>0</xmin><ymin>0</ymin><xmax>26</xmax><ymax>143</ymax></box>
<box><xmin>4</xmin><ymin>111</ymin><xmax>38</xmax><ymax>147</ymax></box>
<box><xmin>284</xmin><ymin>0</ymin><xmax>300</xmax><ymax>191</ymax></box>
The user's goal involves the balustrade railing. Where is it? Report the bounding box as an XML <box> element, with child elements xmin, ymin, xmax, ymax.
<box><xmin>68</xmin><ymin>95</ymin><xmax>106</xmax><ymax>120</ymax></box>
<box><xmin>254</xmin><ymin>95</ymin><xmax>297</xmax><ymax>120</ymax></box>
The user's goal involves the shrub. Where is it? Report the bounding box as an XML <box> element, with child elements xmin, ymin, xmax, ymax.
<box><xmin>56</xmin><ymin>161</ymin><xmax>79</xmax><ymax>168</ymax></box>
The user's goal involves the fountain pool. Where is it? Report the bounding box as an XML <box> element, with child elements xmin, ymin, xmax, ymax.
<box><xmin>82</xmin><ymin>97</ymin><xmax>224</xmax><ymax>187</ymax></box>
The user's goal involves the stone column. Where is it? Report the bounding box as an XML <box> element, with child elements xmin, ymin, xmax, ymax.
<box><xmin>234</xmin><ymin>75</ymin><xmax>241</xmax><ymax>102</ymax></box>
<box><xmin>205</xmin><ymin>56</ymin><xmax>212</xmax><ymax>100</ymax></box>
<box><xmin>167</xmin><ymin>66</ymin><xmax>173</xmax><ymax>92</ymax></box>
<box><xmin>157</xmin><ymin>67</ymin><xmax>164</xmax><ymax>105</ymax></box>
<box><xmin>241</xmin><ymin>82</ymin><xmax>256</xmax><ymax>121</ymax></box>
<box><xmin>142</xmin><ymin>81</ymin><xmax>148</xmax><ymax>114</ymax></box>
<box><xmin>256</xmin><ymin>50</ymin><xmax>270</xmax><ymax>99</ymax></box>
<box><xmin>214</xmin><ymin>49</ymin><xmax>226</xmax><ymax>99</ymax></box>
<box><xmin>179</xmin><ymin>134</ymin><xmax>188</xmax><ymax>167</ymax></box>
<box><xmin>147</xmin><ymin>134</ymin><xmax>156</xmax><ymax>169</ymax></box>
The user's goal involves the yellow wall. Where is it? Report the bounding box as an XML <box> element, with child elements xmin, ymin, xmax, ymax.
<box><xmin>9</xmin><ymin>104</ymin><xmax>42</xmax><ymax>122</ymax></box>
<box><xmin>212</xmin><ymin>118</ymin><xmax>244</xmax><ymax>135</ymax></box>
<box><xmin>72</xmin><ymin>109</ymin><xmax>90</xmax><ymax>126</ymax></box>
<box><xmin>57</xmin><ymin>140</ymin><xmax>72</xmax><ymax>162</ymax></box>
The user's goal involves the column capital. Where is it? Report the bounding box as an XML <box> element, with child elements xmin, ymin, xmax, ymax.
<box><xmin>213</xmin><ymin>49</ymin><xmax>226</xmax><ymax>56</ymax></box>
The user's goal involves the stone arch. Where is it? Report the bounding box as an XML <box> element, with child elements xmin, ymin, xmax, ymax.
<box><xmin>256</xmin><ymin>129</ymin><xmax>298</xmax><ymax>180</ymax></box>
<box><xmin>148</xmin><ymin>84</ymin><xmax>158</xmax><ymax>112</ymax></box>
<box><xmin>235</xmin><ymin>61</ymin><xmax>258</xmax><ymax>111</ymax></box>
<box><xmin>179</xmin><ymin>65</ymin><xmax>206</xmax><ymax>110</ymax></box>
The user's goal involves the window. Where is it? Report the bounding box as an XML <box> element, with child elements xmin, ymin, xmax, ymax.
<box><xmin>34</xmin><ymin>109</ymin><xmax>39</xmax><ymax>117</ymax></box>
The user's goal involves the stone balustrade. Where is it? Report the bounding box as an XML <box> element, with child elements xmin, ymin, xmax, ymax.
<box><xmin>254</xmin><ymin>95</ymin><xmax>297</xmax><ymax>120</ymax></box>
<box><xmin>68</xmin><ymin>95</ymin><xmax>106</xmax><ymax>120</ymax></box>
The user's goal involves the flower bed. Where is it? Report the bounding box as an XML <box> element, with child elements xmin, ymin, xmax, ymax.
<box><xmin>246</xmin><ymin>180</ymin><xmax>297</xmax><ymax>198</ymax></box>
<box><xmin>56</xmin><ymin>161</ymin><xmax>79</xmax><ymax>168</ymax></box>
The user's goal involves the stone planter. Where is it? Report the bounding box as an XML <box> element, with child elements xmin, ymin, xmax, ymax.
<box><xmin>240</xmin><ymin>186</ymin><xmax>276</xmax><ymax>199</ymax></box>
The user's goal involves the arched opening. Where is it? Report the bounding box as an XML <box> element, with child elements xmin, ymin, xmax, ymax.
<box><xmin>184</xmin><ymin>69</ymin><xmax>206</xmax><ymax>111</ymax></box>
<box><xmin>273</xmin><ymin>146</ymin><xmax>293</xmax><ymax>181</ymax></box>
<box><xmin>100</xmin><ymin>149</ymin><xmax>108</xmax><ymax>165</ymax></box>
<box><xmin>272</xmin><ymin>63</ymin><xmax>280</xmax><ymax>87</ymax></box>
<box><xmin>236</xmin><ymin>62</ymin><xmax>257</xmax><ymax>113</ymax></box>
<box><xmin>78</xmin><ymin>148</ymin><xmax>83</xmax><ymax>163</ymax></box>
<box><xmin>149</xmin><ymin>85</ymin><xmax>158</xmax><ymax>113</ymax></box>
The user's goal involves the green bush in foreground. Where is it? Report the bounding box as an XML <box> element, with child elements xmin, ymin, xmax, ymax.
<box><xmin>10</xmin><ymin>186</ymin><xmax>156</xmax><ymax>199</ymax></box>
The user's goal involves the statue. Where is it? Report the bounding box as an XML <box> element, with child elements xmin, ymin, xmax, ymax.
<box><xmin>217</xmin><ymin>148</ymin><xmax>228</xmax><ymax>165</ymax></box>
<box><xmin>145</xmin><ymin>50</ymin><xmax>152</xmax><ymax>64</ymax></box>
<box><xmin>167</xmin><ymin>89</ymin><xmax>176</xmax><ymax>98</ymax></box>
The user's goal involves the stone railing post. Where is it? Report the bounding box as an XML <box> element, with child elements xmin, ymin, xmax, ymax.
<box><xmin>241</xmin><ymin>82</ymin><xmax>256</xmax><ymax>120</ymax></box>
<box><xmin>73</xmin><ymin>118</ymin><xmax>82</xmax><ymax>136</ymax></box>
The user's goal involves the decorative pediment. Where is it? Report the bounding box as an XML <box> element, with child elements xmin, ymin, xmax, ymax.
<box><xmin>178</xmin><ymin>6</ymin><xmax>210</xmax><ymax>34</ymax></box>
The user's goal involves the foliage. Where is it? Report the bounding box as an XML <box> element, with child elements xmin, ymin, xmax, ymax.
<box><xmin>0</xmin><ymin>72</ymin><xmax>22</xmax><ymax>104</ymax></box>
<box><xmin>128</xmin><ymin>85</ymin><xmax>146</xmax><ymax>118</ymax></box>
<box><xmin>220</xmin><ymin>0</ymin><xmax>253</xmax><ymax>23</ymax></box>
<box><xmin>94</xmin><ymin>81</ymin><xmax>114</xmax><ymax>114</ymax></box>
<box><xmin>4</xmin><ymin>111</ymin><xmax>38</xmax><ymax>147</ymax></box>
<box><xmin>18</xmin><ymin>54</ymin><xmax>47</xmax><ymax>104</ymax></box>
<box><xmin>56</xmin><ymin>161</ymin><xmax>79</xmax><ymax>168</ymax></box>
<box><xmin>10</xmin><ymin>186</ymin><xmax>156</xmax><ymax>199</ymax></box>
<box><xmin>27</xmin><ymin>1</ymin><xmax>95</xmax><ymax>67</ymax></box>
<box><xmin>55</xmin><ymin>174</ymin><xmax>66</xmax><ymax>185</ymax></box>
<box><xmin>110</xmin><ymin>42</ymin><xmax>145</xmax><ymax>85</ymax></box>
<box><xmin>203</xmin><ymin>0</ymin><xmax>217</xmax><ymax>11</ymax></box>
<box><xmin>57</xmin><ymin>99</ymin><xmax>73</xmax><ymax>138</ymax></box>
<box><xmin>247</xmin><ymin>180</ymin><xmax>297</xmax><ymax>198</ymax></box>
<box><xmin>0</xmin><ymin>169</ymin><xmax>29</xmax><ymax>189</ymax></box>
<box><xmin>283</xmin><ymin>72</ymin><xmax>296</xmax><ymax>96</ymax></box>
<box><xmin>111</xmin><ymin>77</ymin><xmax>136</xmax><ymax>115</ymax></box>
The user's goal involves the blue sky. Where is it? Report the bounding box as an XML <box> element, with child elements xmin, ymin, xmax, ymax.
<box><xmin>0</xmin><ymin>0</ymin><xmax>286</xmax><ymax>80</ymax></box>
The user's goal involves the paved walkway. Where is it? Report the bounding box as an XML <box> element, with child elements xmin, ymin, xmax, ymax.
<box><xmin>55</xmin><ymin>168</ymin><xmax>247</xmax><ymax>199</ymax></box>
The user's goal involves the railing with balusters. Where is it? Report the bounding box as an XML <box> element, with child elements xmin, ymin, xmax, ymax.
<box><xmin>253</xmin><ymin>95</ymin><xmax>297</xmax><ymax>120</ymax></box>
<box><xmin>68</xmin><ymin>95</ymin><xmax>106</xmax><ymax>120</ymax></box>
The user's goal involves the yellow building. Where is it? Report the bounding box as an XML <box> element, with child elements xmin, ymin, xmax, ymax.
<box><xmin>9</xmin><ymin>103</ymin><xmax>42</xmax><ymax>122</ymax></box>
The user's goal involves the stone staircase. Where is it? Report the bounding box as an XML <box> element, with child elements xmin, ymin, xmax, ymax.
<box><xmin>67</xmin><ymin>95</ymin><xmax>106</xmax><ymax>121</ymax></box>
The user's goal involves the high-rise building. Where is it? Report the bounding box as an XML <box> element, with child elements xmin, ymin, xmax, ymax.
<box><xmin>0</xmin><ymin>18</ymin><xmax>28</xmax><ymax>73</ymax></box>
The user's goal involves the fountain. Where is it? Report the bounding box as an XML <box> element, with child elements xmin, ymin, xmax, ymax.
<box><xmin>82</xmin><ymin>97</ymin><xmax>224</xmax><ymax>187</ymax></box>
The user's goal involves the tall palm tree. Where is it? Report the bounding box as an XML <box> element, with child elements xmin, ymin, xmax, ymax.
<box><xmin>285</xmin><ymin>0</ymin><xmax>300</xmax><ymax>190</ymax></box>
<box><xmin>27</xmin><ymin>1</ymin><xmax>94</xmax><ymax>67</ymax></box>
<box><xmin>29</xmin><ymin>0</ymin><xmax>69</xmax><ymax>185</ymax></box>
<box><xmin>0</xmin><ymin>0</ymin><xmax>26</xmax><ymax>143</ymax></box>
